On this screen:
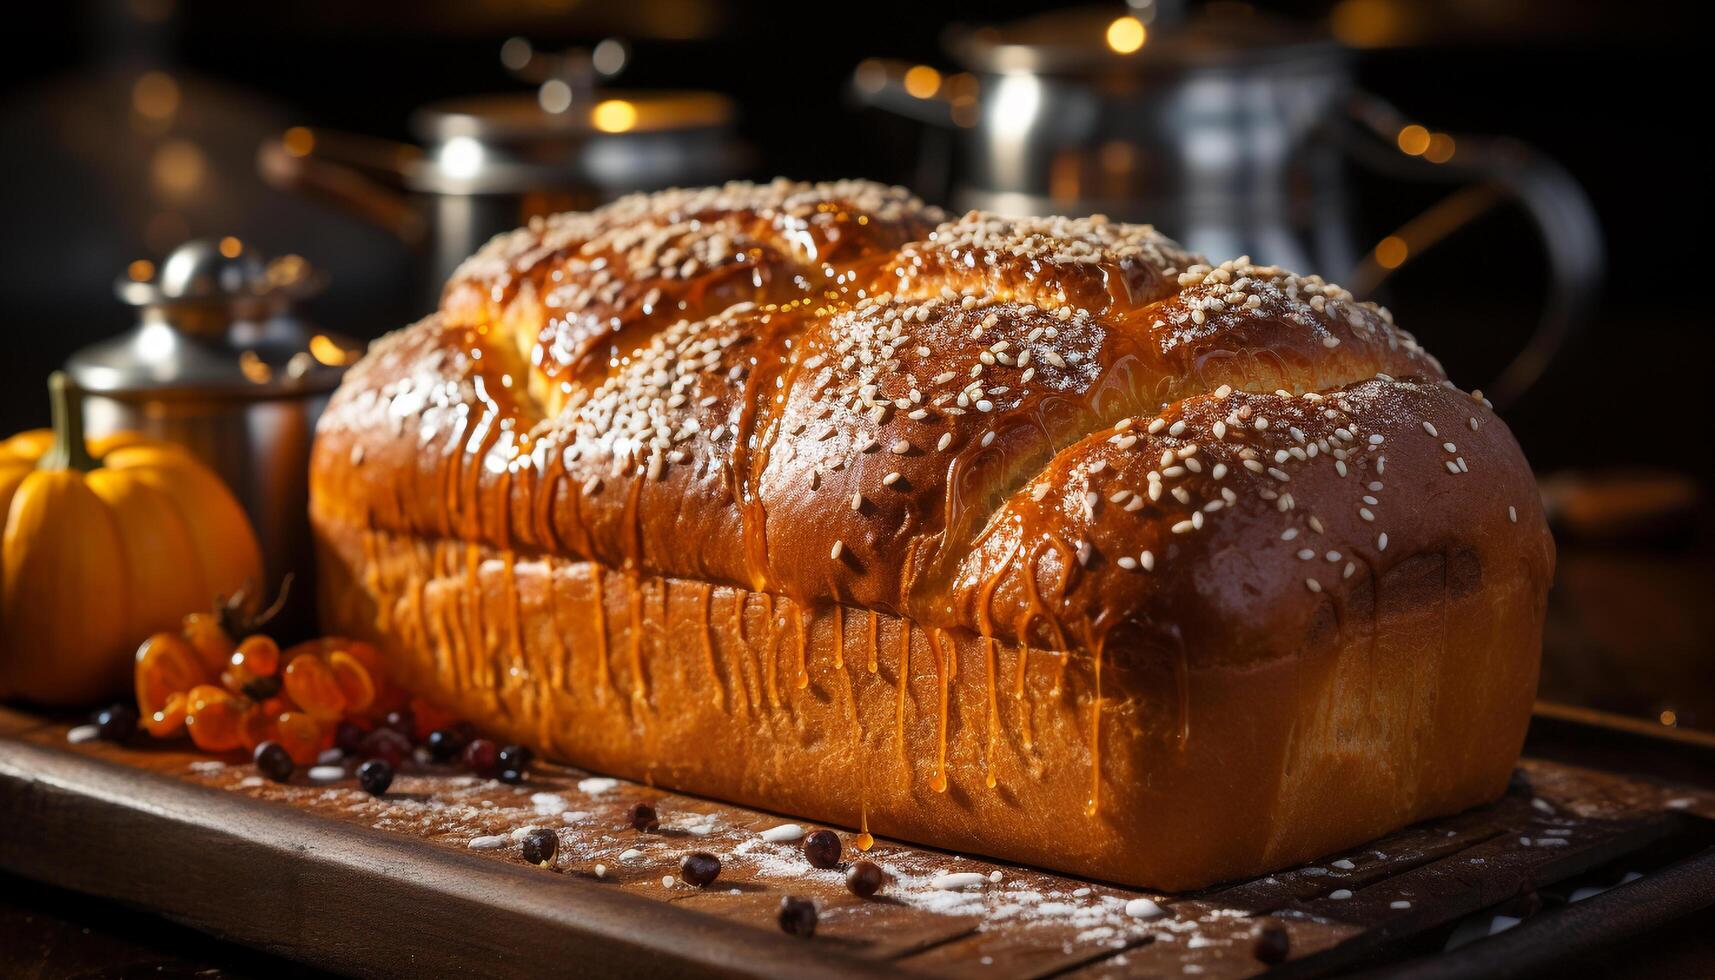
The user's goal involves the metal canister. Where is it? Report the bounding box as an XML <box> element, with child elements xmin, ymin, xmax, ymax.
<box><xmin>66</xmin><ymin>238</ymin><xmax>363</xmax><ymax>637</ymax></box>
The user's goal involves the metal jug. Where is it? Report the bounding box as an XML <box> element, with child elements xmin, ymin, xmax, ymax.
<box><xmin>853</xmin><ymin>4</ymin><xmax>1602</xmax><ymax>406</ymax></box>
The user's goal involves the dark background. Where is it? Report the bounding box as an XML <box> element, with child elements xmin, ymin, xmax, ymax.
<box><xmin>0</xmin><ymin>0</ymin><xmax>1710</xmax><ymax>729</ymax></box>
<box><xmin>0</xmin><ymin>0</ymin><xmax>1706</xmax><ymax>475</ymax></box>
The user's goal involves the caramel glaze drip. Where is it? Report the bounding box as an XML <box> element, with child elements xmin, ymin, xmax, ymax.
<box><xmin>696</xmin><ymin>583</ymin><xmax>723</xmax><ymax>710</ymax></box>
<box><xmin>926</xmin><ymin>627</ymin><xmax>951</xmax><ymax>794</ymax></box>
<box><xmin>324</xmin><ymin>183</ymin><xmax>1483</xmax><ymax>824</ymax></box>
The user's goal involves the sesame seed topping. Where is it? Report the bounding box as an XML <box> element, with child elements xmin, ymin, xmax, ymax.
<box><xmin>830</xmin><ymin>540</ymin><xmax>844</xmax><ymax>560</ymax></box>
<box><xmin>1377</xmin><ymin>532</ymin><xmax>1389</xmax><ymax>551</ymax></box>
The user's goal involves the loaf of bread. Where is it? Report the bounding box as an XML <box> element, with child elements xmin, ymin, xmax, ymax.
<box><xmin>310</xmin><ymin>179</ymin><xmax>1553</xmax><ymax>890</ymax></box>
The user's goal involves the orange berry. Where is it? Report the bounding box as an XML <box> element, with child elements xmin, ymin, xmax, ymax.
<box><xmin>327</xmin><ymin>651</ymin><xmax>376</xmax><ymax>713</ymax></box>
<box><xmin>340</xmin><ymin>640</ymin><xmax>385</xmax><ymax>676</ymax></box>
<box><xmin>143</xmin><ymin>690</ymin><xmax>189</xmax><ymax>738</ymax></box>
<box><xmin>238</xmin><ymin>696</ymin><xmax>287</xmax><ymax>750</ymax></box>
<box><xmin>275</xmin><ymin>711</ymin><xmax>322</xmax><ymax>765</ymax></box>
<box><xmin>408</xmin><ymin>698</ymin><xmax>460</xmax><ymax>741</ymax></box>
<box><xmin>282</xmin><ymin>654</ymin><xmax>346</xmax><ymax>722</ymax></box>
<box><xmin>184</xmin><ymin>684</ymin><xmax>245</xmax><ymax>752</ymax></box>
<box><xmin>223</xmin><ymin>635</ymin><xmax>283</xmax><ymax>695</ymax></box>
<box><xmin>135</xmin><ymin>632</ymin><xmax>207</xmax><ymax>727</ymax></box>
<box><xmin>232</xmin><ymin>635</ymin><xmax>280</xmax><ymax>677</ymax></box>
<box><xmin>182</xmin><ymin>613</ymin><xmax>234</xmax><ymax>674</ymax></box>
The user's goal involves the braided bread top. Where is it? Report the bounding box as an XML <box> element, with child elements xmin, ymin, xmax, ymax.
<box><xmin>316</xmin><ymin>179</ymin><xmax>1551</xmax><ymax>668</ymax></box>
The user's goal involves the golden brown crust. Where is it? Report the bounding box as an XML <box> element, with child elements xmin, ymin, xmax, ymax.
<box><xmin>310</xmin><ymin>180</ymin><xmax>1554</xmax><ymax>889</ymax></box>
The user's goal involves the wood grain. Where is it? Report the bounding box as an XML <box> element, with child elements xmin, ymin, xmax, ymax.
<box><xmin>2</xmin><ymin>706</ymin><xmax>1713</xmax><ymax>979</ymax></box>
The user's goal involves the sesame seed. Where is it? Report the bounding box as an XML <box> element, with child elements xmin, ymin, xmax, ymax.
<box><xmin>1508</xmin><ymin>505</ymin><xmax>1518</xmax><ymax>523</ymax></box>
<box><xmin>1368</xmin><ymin>434</ymin><xmax>1384</xmax><ymax>446</ymax></box>
<box><xmin>1140</xmin><ymin>550</ymin><xmax>1155</xmax><ymax>571</ymax></box>
<box><xmin>1445</xmin><ymin>460</ymin><xmax>1460</xmax><ymax>474</ymax></box>
<box><xmin>1422</xmin><ymin>421</ymin><xmax>1439</xmax><ymax>437</ymax></box>
<box><xmin>1298</xmin><ymin>549</ymin><xmax>1315</xmax><ymax>560</ymax></box>
<box><xmin>830</xmin><ymin>540</ymin><xmax>844</xmax><ymax>560</ymax></box>
<box><xmin>890</xmin><ymin>439</ymin><xmax>912</xmax><ymax>455</ymax></box>
<box><xmin>1168</xmin><ymin>420</ymin><xmax>1187</xmax><ymax>437</ymax></box>
<box><xmin>1117</xmin><ymin>556</ymin><xmax>1138</xmax><ymax>570</ymax></box>
<box><xmin>851</xmin><ymin>492</ymin><xmax>864</xmax><ymax>511</ymax></box>
<box><xmin>1325</xmin><ymin>551</ymin><xmax>1341</xmax><ymax>562</ymax></box>
<box><xmin>1281</xmin><ymin>528</ymin><xmax>1298</xmax><ymax>540</ymax></box>
<box><xmin>1171</xmin><ymin>519</ymin><xmax>1195</xmax><ymax>534</ymax></box>
<box><xmin>1147</xmin><ymin>418</ymin><xmax>1166</xmax><ymax>434</ymax></box>
<box><xmin>1360</xmin><ymin>508</ymin><xmax>1375</xmax><ymax>522</ymax></box>
<box><xmin>882</xmin><ymin>471</ymin><xmax>901</xmax><ymax>486</ymax></box>
<box><xmin>937</xmin><ymin>433</ymin><xmax>954</xmax><ymax>452</ymax></box>
<box><xmin>1306</xmin><ymin>578</ymin><xmax>1322</xmax><ymax>593</ymax></box>
<box><xmin>1377</xmin><ymin>532</ymin><xmax>1388</xmax><ymax>551</ymax></box>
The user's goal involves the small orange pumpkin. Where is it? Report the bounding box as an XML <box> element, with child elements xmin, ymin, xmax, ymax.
<box><xmin>0</xmin><ymin>373</ymin><xmax>262</xmax><ymax>704</ymax></box>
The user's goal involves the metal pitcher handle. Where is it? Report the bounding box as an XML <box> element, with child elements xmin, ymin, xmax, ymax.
<box><xmin>257</xmin><ymin>128</ymin><xmax>427</xmax><ymax>246</ymax></box>
<box><xmin>1338</xmin><ymin>92</ymin><xmax>1603</xmax><ymax>407</ymax></box>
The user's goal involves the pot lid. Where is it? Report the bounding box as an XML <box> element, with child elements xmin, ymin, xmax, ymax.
<box><xmin>949</xmin><ymin>4</ymin><xmax>1341</xmax><ymax>75</ymax></box>
<box><xmin>71</xmin><ymin>238</ymin><xmax>362</xmax><ymax>399</ymax></box>
<box><xmin>412</xmin><ymin>90</ymin><xmax>735</xmax><ymax>144</ymax></box>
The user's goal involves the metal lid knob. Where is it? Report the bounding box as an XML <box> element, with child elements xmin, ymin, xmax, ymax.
<box><xmin>116</xmin><ymin>237</ymin><xmax>323</xmax><ymax>308</ymax></box>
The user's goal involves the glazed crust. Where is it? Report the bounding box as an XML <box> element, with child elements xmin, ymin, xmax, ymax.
<box><xmin>310</xmin><ymin>180</ymin><xmax>1554</xmax><ymax>889</ymax></box>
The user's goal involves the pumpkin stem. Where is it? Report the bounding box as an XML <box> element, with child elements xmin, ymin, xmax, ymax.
<box><xmin>216</xmin><ymin>574</ymin><xmax>294</xmax><ymax>638</ymax></box>
<box><xmin>39</xmin><ymin>372</ymin><xmax>100</xmax><ymax>472</ymax></box>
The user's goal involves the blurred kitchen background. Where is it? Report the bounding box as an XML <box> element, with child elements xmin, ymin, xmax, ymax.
<box><xmin>0</xmin><ymin>0</ymin><xmax>1707</xmax><ymax>730</ymax></box>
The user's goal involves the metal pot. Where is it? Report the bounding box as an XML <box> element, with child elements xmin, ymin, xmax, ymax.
<box><xmin>66</xmin><ymin>239</ymin><xmax>363</xmax><ymax>638</ymax></box>
<box><xmin>259</xmin><ymin>40</ymin><xmax>747</xmax><ymax>305</ymax></box>
<box><xmin>853</xmin><ymin>4</ymin><xmax>1602</xmax><ymax>406</ymax></box>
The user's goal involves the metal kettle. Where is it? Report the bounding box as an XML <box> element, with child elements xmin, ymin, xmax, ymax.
<box><xmin>66</xmin><ymin>239</ymin><xmax>363</xmax><ymax>637</ymax></box>
<box><xmin>853</xmin><ymin>4</ymin><xmax>1602</xmax><ymax>406</ymax></box>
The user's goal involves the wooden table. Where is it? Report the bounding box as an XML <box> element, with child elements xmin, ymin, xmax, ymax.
<box><xmin>2</xmin><ymin>704</ymin><xmax>1713</xmax><ymax>979</ymax></box>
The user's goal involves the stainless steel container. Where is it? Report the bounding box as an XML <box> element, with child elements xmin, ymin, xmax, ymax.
<box><xmin>66</xmin><ymin>239</ymin><xmax>363</xmax><ymax>637</ymax></box>
<box><xmin>853</xmin><ymin>4</ymin><xmax>1603</xmax><ymax>405</ymax></box>
<box><xmin>259</xmin><ymin>40</ymin><xmax>748</xmax><ymax>305</ymax></box>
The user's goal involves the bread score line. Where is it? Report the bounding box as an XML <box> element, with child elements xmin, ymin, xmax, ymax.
<box><xmin>310</xmin><ymin>180</ymin><xmax>1553</xmax><ymax>890</ymax></box>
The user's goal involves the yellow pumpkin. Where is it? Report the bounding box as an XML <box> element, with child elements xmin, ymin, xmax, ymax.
<box><xmin>0</xmin><ymin>373</ymin><xmax>262</xmax><ymax>704</ymax></box>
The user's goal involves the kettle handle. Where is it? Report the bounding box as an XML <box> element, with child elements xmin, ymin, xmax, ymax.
<box><xmin>1336</xmin><ymin>92</ymin><xmax>1603</xmax><ymax>407</ymax></box>
<box><xmin>257</xmin><ymin>128</ymin><xmax>428</xmax><ymax>246</ymax></box>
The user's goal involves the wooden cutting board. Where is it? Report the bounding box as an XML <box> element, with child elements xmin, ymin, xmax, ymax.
<box><xmin>2</xmin><ymin>705</ymin><xmax>1712</xmax><ymax>979</ymax></box>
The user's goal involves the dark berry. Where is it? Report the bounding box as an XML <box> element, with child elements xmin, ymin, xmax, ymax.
<box><xmin>357</xmin><ymin>758</ymin><xmax>393</xmax><ymax>796</ymax></box>
<box><xmin>253</xmin><ymin>741</ymin><xmax>293</xmax><ymax>782</ymax></box>
<box><xmin>498</xmin><ymin>768</ymin><xmax>526</xmax><ymax>785</ymax></box>
<box><xmin>463</xmin><ymin>738</ymin><xmax>501</xmax><ymax>778</ymax></box>
<box><xmin>497</xmin><ymin>743</ymin><xmax>534</xmax><ymax>771</ymax></box>
<box><xmin>680</xmin><ymin>852</ymin><xmax>721</xmax><ymax>887</ymax></box>
<box><xmin>522</xmin><ymin>828</ymin><xmax>558</xmax><ymax>867</ymax></box>
<box><xmin>359</xmin><ymin>728</ymin><xmax>411</xmax><ymax>769</ymax></box>
<box><xmin>94</xmin><ymin>703</ymin><xmax>138</xmax><ymax>742</ymax></box>
<box><xmin>383</xmin><ymin>708</ymin><xmax>415</xmax><ymax>739</ymax></box>
<box><xmin>240</xmin><ymin>674</ymin><xmax>282</xmax><ymax>701</ymax></box>
<box><xmin>845</xmin><ymin>860</ymin><xmax>886</xmax><ymax>898</ymax></box>
<box><xmin>334</xmin><ymin>720</ymin><xmax>368</xmax><ymax>755</ymax></box>
<box><xmin>778</xmin><ymin>896</ymin><xmax>817</xmax><ymax>937</ymax></box>
<box><xmin>803</xmin><ymin>830</ymin><xmax>841</xmax><ymax>869</ymax></box>
<box><xmin>1252</xmin><ymin>922</ymin><xmax>1290</xmax><ymax>964</ymax></box>
<box><xmin>627</xmin><ymin>802</ymin><xmax>659</xmax><ymax>832</ymax></box>
<box><xmin>426</xmin><ymin>727</ymin><xmax>468</xmax><ymax>762</ymax></box>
